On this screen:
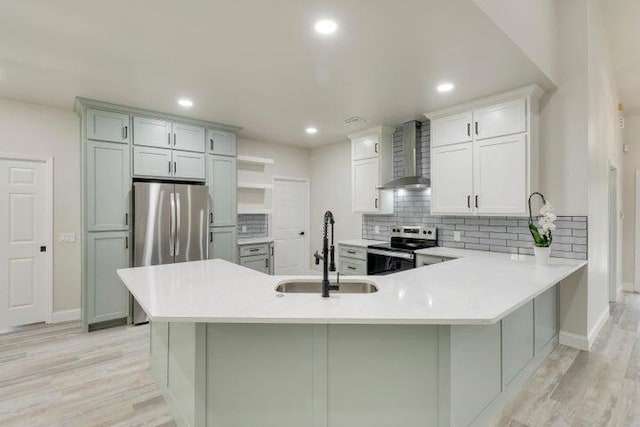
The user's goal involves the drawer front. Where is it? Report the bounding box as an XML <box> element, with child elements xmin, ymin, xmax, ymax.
<box><xmin>239</xmin><ymin>244</ymin><xmax>268</xmax><ymax>257</ymax></box>
<box><xmin>339</xmin><ymin>258</ymin><xmax>367</xmax><ymax>276</ymax></box>
<box><xmin>338</xmin><ymin>245</ymin><xmax>367</xmax><ymax>261</ymax></box>
<box><xmin>416</xmin><ymin>255</ymin><xmax>453</xmax><ymax>267</ymax></box>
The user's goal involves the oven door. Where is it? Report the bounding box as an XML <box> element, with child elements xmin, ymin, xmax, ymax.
<box><xmin>367</xmin><ymin>248</ymin><xmax>415</xmax><ymax>275</ymax></box>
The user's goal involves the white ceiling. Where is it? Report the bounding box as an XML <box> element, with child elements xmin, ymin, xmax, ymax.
<box><xmin>0</xmin><ymin>0</ymin><xmax>552</xmax><ymax>146</ymax></box>
<box><xmin>602</xmin><ymin>0</ymin><xmax>640</xmax><ymax>116</ymax></box>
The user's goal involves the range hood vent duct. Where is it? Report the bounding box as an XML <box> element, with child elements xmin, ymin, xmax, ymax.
<box><xmin>378</xmin><ymin>121</ymin><xmax>431</xmax><ymax>191</ymax></box>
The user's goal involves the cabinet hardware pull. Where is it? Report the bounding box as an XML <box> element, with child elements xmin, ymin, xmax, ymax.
<box><xmin>271</xmin><ymin>246</ymin><xmax>274</xmax><ymax>256</ymax></box>
<box><xmin>374</xmin><ymin>198</ymin><xmax>378</xmax><ymax>209</ymax></box>
<box><xmin>173</xmin><ymin>133</ymin><xmax>176</xmax><ymax>146</ymax></box>
<box><xmin>125</xmin><ymin>236</ymin><xmax>129</xmax><ymax>249</ymax></box>
<box><xmin>168</xmin><ymin>133</ymin><xmax>171</xmax><ymax>146</ymax></box>
<box><xmin>348</xmin><ymin>266</ymin><xmax>356</xmax><ymax>270</ymax></box>
<box><xmin>169</xmin><ymin>161</ymin><xmax>172</xmax><ymax>174</ymax></box>
<box><xmin>210</xmin><ymin>231</ymin><xmax>213</xmax><ymax>243</ymax></box>
<box><xmin>174</xmin><ymin>161</ymin><xmax>177</xmax><ymax>174</ymax></box>
<box><xmin>210</xmin><ymin>213</ymin><xmax>213</xmax><ymax>224</ymax></box>
<box><xmin>475</xmin><ymin>122</ymin><xmax>479</xmax><ymax>135</ymax></box>
<box><xmin>347</xmin><ymin>250</ymin><xmax>356</xmax><ymax>254</ymax></box>
<box><xmin>250</xmin><ymin>248</ymin><xmax>259</xmax><ymax>252</ymax></box>
<box><xmin>375</xmin><ymin>142</ymin><xmax>379</xmax><ymax>153</ymax></box>
<box><xmin>475</xmin><ymin>195</ymin><xmax>479</xmax><ymax>208</ymax></box>
<box><xmin>210</xmin><ymin>138</ymin><xmax>214</xmax><ymax>151</ymax></box>
<box><xmin>123</xmin><ymin>126</ymin><xmax>128</xmax><ymax>139</ymax></box>
<box><xmin>467</xmin><ymin>195</ymin><xmax>471</xmax><ymax>209</ymax></box>
<box><xmin>125</xmin><ymin>213</ymin><xmax>128</xmax><ymax>226</ymax></box>
<box><xmin>265</xmin><ymin>258</ymin><xmax>269</xmax><ymax>268</ymax></box>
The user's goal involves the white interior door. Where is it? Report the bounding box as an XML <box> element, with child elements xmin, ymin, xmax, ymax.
<box><xmin>0</xmin><ymin>159</ymin><xmax>48</xmax><ymax>328</ymax></box>
<box><xmin>273</xmin><ymin>178</ymin><xmax>309</xmax><ymax>275</ymax></box>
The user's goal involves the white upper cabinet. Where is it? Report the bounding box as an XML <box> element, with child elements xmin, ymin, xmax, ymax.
<box><xmin>87</xmin><ymin>109</ymin><xmax>130</xmax><ymax>144</ymax></box>
<box><xmin>172</xmin><ymin>123</ymin><xmax>206</xmax><ymax>153</ymax></box>
<box><xmin>348</xmin><ymin>126</ymin><xmax>394</xmax><ymax>214</ymax></box>
<box><xmin>133</xmin><ymin>116</ymin><xmax>172</xmax><ymax>149</ymax></box>
<box><xmin>352</xmin><ymin>133</ymin><xmax>381</xmax><ymax>161</ymax></box>
<box><xmin>208</xmin><ymin>129</ymin><xmax>237</xmax><ymax>156</ymax></box>
<box><xmin>474</xmin><ymin>99</ymin><xmax>526</xmax><ymax>140</ymax></box>
<box><xmin>431</xmin><ymin>143</ymin><xmax>474</xmax><ymax>215</ymax></box>
<box><xmin>426</xmin><ymin>85</ymin><xmax>543</xmax><ymax>216</ymax></box>
<box><xmin>172</xmin><ymin>151</ymin><xmax>206</xmax><ymax>180</ymax></box>
<box><xmin>431</xmin><ymin>111</ymin><xmax>473</xmax><ymax>148</ymax></box>
<box><xmin>474</xmin><ymin>134</ymin><xmax>527</xmax><ymax>215</ymax></box>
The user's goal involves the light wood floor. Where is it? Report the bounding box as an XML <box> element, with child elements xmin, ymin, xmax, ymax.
<box><xmin>1</xmin><ymin>293</ymin><xmax>639</xmax><ymax>427</ymax></box>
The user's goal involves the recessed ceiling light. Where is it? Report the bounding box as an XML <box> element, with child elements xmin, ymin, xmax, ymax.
<box><xmin>436</xmin><ymin>83</ymin><xmax>454</xmax><ymax>93</ymax></box>
<box><xmin>178</xmin><ymin>98</ymin><xmax>193</xmax><ymax>108</ymax></box>
<box><xmin>314</xmin><ymin>19</ymin><xmax>338</xmax><ymax>35</ymax></box>
<box><xmin>306</xmin><ymin>127</ymin><xmax>318</xmax><ymax>134</ymax></box>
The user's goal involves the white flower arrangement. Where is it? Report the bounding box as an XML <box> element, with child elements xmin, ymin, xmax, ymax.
<box><xmin>528</xmin><ymin>192</ymin><xmax>555</xmax><ymax>248</ymax></box>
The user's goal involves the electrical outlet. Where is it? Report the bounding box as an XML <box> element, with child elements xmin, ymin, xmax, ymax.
<box><xmin>375</xmin><ymin>225</ymin><xmax>380</xmax><ymax>234</ymax></box>
<box><xmin>241</xmin><ymin>225</ymin><xmax>247</xmax><ymax>233</ymax></box>
<box><xmin>453</xmin><ymin>231</ymin><xmax>461</xmax><ymax>242</ymax></box>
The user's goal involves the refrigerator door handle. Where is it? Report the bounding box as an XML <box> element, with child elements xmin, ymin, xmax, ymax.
<box><xmin>169</xmin><ymin>192</ymin><xmax>176</xmax><ymax>256</ymax></box>
<box><xmin>175</xmin><ymin>192</ymin><xmax>181</xmax><ymax>256</ymax></box>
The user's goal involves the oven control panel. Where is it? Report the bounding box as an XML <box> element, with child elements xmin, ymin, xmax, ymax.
<box><xmin>390</xmin><ymin>226</ymin><xmax>437</xmax><ymax>241</ymax></box>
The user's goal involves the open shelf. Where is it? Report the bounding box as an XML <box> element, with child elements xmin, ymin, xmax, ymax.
<box><xmin>237</xmin><ymin>182</ymin><xmax>274</xmax><ymax>190</ymax></box>
<box><xmin>237</xmin><ymin>155</ymin><xmax>274</xmax><ymax>166</ymax></box>
<box><xmin>238</xmin><ymin>206</ymin><xmax>274</xmax><ymax>215</ymax></box>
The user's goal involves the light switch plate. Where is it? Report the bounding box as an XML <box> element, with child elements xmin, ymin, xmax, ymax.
<box><xmin>453</xmin><ymin>231</ymin><xmax>461</xmax><ymax>242</ymax></box>
<box><xmin>59</xmin><ymin>232</ymin><xmax>77</xmax><ymax>243</ymax></box>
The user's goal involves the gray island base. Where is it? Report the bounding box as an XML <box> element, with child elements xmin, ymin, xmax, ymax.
<box><xmin>150</xmin><ymin>286</ymin><xmax>558</xmax><ymax>427</ymax></box>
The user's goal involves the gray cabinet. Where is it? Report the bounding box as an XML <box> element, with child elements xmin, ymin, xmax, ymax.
<box><xmin>173</xmin><ymin>122</ymin><xmax>206</xmax><ymax>153</ymax></box>
<box><xmin>209</xmin><ymin>226</ymin><xmax>237</xmax><ymax>263</ymax></box>
<box><xmin>208</xmin><ymin>129</ymin><xmax>237</xmax><ymax>156</ymax></box>
<box><xmin>87</xmin><ymin>141</ymin><xmax>131</xmax><ymax>231</ymax></box>
<box><xmin>338</xmin><ymin>244</ymin><xmax>367</xmax><ymax>276</ymax></box>
<box><xmin>173</xmin><ymin>150</ymin><xmax>206</xmax><ymax>180</ymax></box>
<box><xmin>86</xmin><ymin>231</ymin><xmax>130</xmax><ymax>324</ymax></box>
<box><xmin>207</xmin><ymin>154</ymin><xmax>237</xmax><ymax>226</ymax></box>
<box><xmin>133</xmin><ymin>116</ymin><xmax>172</xmax><ymax>149</ymax></box>
<box><xmin>239</xmin><ymin>243</ymin><xmax>273</xmax><ymax>274</ymax></box>
<box><xmin>87</xmin><ymin>109</ymin><xmax>130</xmax><ymax>144</ymax></box>
<box><xmin>133</xmin><ymin>146</ymin><xmax>172</xmax><ymax>178</ymax></box>
<box><xmin>501</xmin><ymin>300</ymin><xmax>534</xmax><ymax>387</ymax></box>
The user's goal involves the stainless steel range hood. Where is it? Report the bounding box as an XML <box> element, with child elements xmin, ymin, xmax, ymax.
<box><xmin>377</xmin><ymin>121</ymin><xmax>431</xmax><ymax>190</ymax></box>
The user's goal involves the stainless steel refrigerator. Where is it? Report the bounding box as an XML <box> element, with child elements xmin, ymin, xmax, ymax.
<box><xmin>132</xmin><ymin>182</ymin><xmax>209</xmax><ymax>324</ymax></box>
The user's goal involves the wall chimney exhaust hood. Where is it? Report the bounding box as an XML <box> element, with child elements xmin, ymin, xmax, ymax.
<box><xmin>377</xmin><ymin>121</ymin><xmax>430</xmax><ymax>191</ymax></box>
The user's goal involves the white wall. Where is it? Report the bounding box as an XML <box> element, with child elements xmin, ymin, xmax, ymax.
<box><xmin>309</xmin><ymin>140</ymin><xmax>362</xmax><ymax>271</ymax></box>
<box><xmin>622</xmin><ymin>115</ymin><xmax>640</xmax><ymax>287</ymax></box>
<box><xmin>472</xmin><ymin>0</ymin><xmax>560</xmax><ymax>85</ymax></box>
<box><xmin>0</xmin><ymin>98</ymin><xmax>80</xmax><ymax>312</ymax></box>
<box><xmin>237</xmin><ymin>138</ymin><xmax>311</xmax><ymax>182</ymax></box>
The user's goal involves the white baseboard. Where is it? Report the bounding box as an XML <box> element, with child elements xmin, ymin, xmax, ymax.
<box><xmin>51</xmin><ymin>308</ymin><xmax>81</xmax><ymax>323</ymax></box>
<box><xmin>587</xmin><ymin>307</ymin><xmax>609</xmax><ymax>349</ymax></box>
<box><xmin>622</xmin><ymin>281</ymin><xmax>636</xmax><ymax>292</ymax></box>
<box><xmin>559</xmin><ymin>330</ymin><xmax>589</xmax><ymax>351</ymax></box>
<box><xmin>617</xmin><ymin>285</ymin><xmax>624</xmax><ymax>301</ymax></box>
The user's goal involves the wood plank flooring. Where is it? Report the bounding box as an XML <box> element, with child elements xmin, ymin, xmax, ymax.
<box><xmin>1</xmin><ymin>293</ymin><xmax>639</xmax><ymax>426</ymax></box>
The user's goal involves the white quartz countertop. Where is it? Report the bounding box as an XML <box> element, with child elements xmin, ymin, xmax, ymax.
<box><xmin>237</xmin><ymin>237</ymin><xmax>273</xmax><ymax>245</ymax></box>
<box><xmin>117</xmin><ymin>248</ymin><xmax>587</xmax><ymax>326</ymax></box>
<box><xmin>337</xmin><ymin>239</ymin><xmax>384</xmax><ymax>247</ymax></box>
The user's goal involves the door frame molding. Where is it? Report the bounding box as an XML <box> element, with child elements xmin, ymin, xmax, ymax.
<box><xmin>0</xmin><ymin>152</ymin><xmax>54</xmax><ymax>324</ymax></box>
<box><xmin>635</xmin><ymin>170</ymin><xmax>640</xmax><ymax>293</ymax></box>
<box><xmin>272</xmin><ymin>176</ymin><xmax>311</xmax><ymax>274</ymax></box>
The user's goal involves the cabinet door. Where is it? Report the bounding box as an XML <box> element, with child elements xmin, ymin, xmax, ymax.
<box><xmin>87</xmin><ymin>141</ymin><xmax>131</xmax><ymax>231</ymax></box>
<box><xmin>209</xmin><ymin>226</ymin><xmax>237</xmax><ymax>263</ymax></box>
<box><xmin>474</xmin><ymin>134</ymin><xmax>527</xmax><ymax>215</ymax></box>
<box><xmin>133</xmin><ymin>116</ymin><xmax>172</xmax><ymax>149</ymax></box>
<box><xmin>172</xmin><ymin>123</ymin><xmax>205</xmax><ymax>153</ymax></box>
<box><xmin>474</xmin><ymin>98</ymin><xmax>526</xmax><ymax>140</ymax></box>
<box><xmin>87</xmin><ymin>109</ymin><xmax>130</xmax><ymax>143</ymax></box>
<box><xmin>431</xmin><ymin>142</ymin><xmax>474</xmax><ymax>215</ymax></box>
<box><xmin>502</xmin><ymin>300</ymin><xmax>534</xmax><ymax>387</ymax></box>
<box><xmin>208</xmin><ymin>129</ymin><xmax>237</xmax><ymax>156</ymax></box>
<box><xmin>173</xmin><ymin>151</ymin><xmax>206</xmax><ymax>180</ymax></box>
<box><xmin>87</xmin><ymin>231</ymin><xmax>130</xmax><ymax>324</ymax></box>
<box><xmin>240</xmin><ymin>254</ymin><xmax>269</xmax><ymax>274</ymax></box>
<box><xmin>207</xmin><ymin>155</ymin><xmax>237</xmax><ymax>226</ymax></box>
<box><xmin>352</xmin><ymin>158</ymin><xmax>380</xmax><ymax>213</ymax></box>
<box><xmin>352</xmin><ymin>133</ymin><xmax>380</xmax><ymax>161</ymax></box>
<box><xmin>431</xmin><ymin>111</ymin><xmax>473</xmax><ymax>147</ymax></box>
<box><xmin>133</xmin><ymin>146</ymin><xmax>172</xmax><ymax>178</ymax></box>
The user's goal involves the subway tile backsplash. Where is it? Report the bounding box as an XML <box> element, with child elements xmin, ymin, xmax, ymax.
<box><xmin>362</xmin><ymin>120</ymin><xmax>588</xmax><ymax>260</ymax></box>
<box><xmin>237</xmin><ymin>214</ymin><xmax>269</xmax><ymax>239</ymax></box>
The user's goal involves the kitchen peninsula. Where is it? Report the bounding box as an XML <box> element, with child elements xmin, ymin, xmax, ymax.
<box><xmin>117</xmin><ymin>251</ymin><xmax>587</xmax><ymax>427</ymax></box>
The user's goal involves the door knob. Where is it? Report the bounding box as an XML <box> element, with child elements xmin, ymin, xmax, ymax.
<box><xmin>299</xmin><ymin>231</ymin><xmax>305</xmax><ymax>236</ymax></box>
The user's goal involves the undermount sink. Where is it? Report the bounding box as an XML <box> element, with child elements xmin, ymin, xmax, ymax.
<box><xmin>275</xmin><ymin>280</ymin><xmax>378</xmax><ymax>294</ymax></box>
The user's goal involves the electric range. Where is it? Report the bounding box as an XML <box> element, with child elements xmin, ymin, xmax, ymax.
<box><xmin>367</xmin><ymin>226</ymin><xmax>437</xmax><ymax>275</ymax></box>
